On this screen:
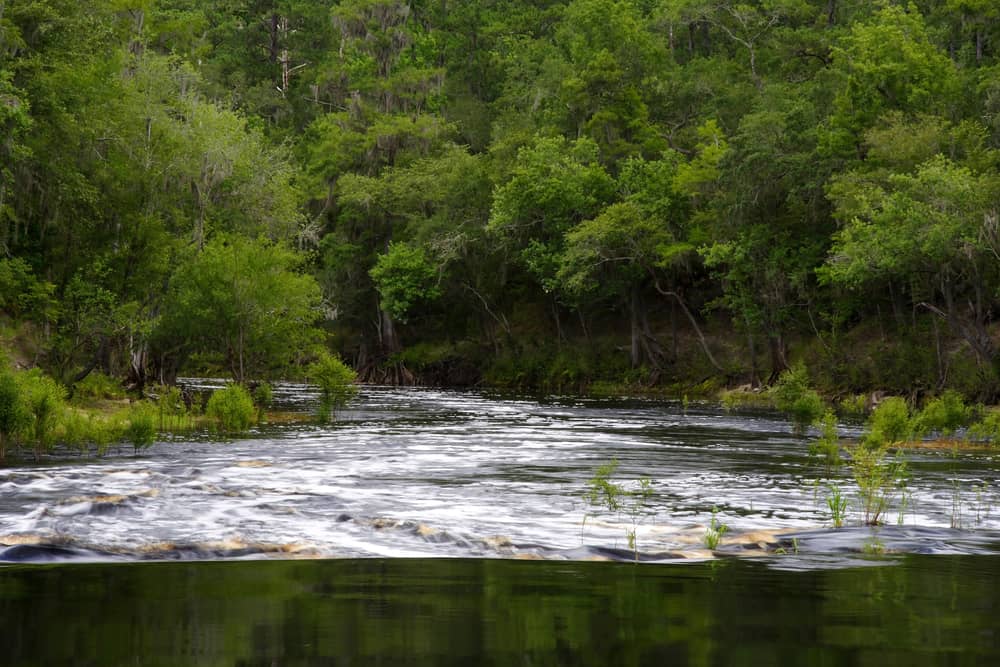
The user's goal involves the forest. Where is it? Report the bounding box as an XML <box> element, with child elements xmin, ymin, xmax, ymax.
<box><xmin>2</xmin><ymin>0</ymin><xmax>1000</xmax><ymax>400</ymax></box>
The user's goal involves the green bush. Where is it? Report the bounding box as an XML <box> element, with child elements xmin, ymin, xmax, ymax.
<box><xmin>967</xmin><ymin>409</ymin><xmax>1000</xmax><ymax>444</ymax></box>
<box><xmin>913</xmin><ymin>390</ymin><xmax>972</xmax><ymax>438</ymax></box>
<box><xmin>125</xmin><ymin>402</ymin><xmax>157</xmax><ymax>453</ymax></box>
<box><xmin>206</xmin><ymin>384</ymin><xmax>256</xmax><ymax>433</ymax></box>
<box><xmin>73</xmin><ymin>371</ymin><xmax>125</xmax><ymax>400</ymax></box>
<box><xmin>770</xmin><ymin>364</ymin><xmax>825</xmax><ymax>431</ymax></box>
<box><xmin>252</xmin><ymin>381</ymin><xmax>273</xmax><ymax>422</ymax></box>
<box><xmin>308</xmin><ymin>351</ymin><xmax>357</xmax><ymax>422</ymax></box>
<box><xmin>864</xmin><ymin>397</ymin><xmax>913</xmax><ymax>447</ymax></box>
<box><xmin>810</xmin><ymin>410</ymin><xmax>842</xmax><ymax>467</ymax></box>
<box><xmin>0</xmin><ymin>370</ymin><xmax>29</xmax><ymax>459</ymax></box>
<box><xmin>852</xmin><ymin>444</ymin><xmax>907</xmax><ymax>525</ymax></box>
<box><xmin>17</xmin><ymin>369</ymin><xmax>67</xmax><ymax>455</ymax></box>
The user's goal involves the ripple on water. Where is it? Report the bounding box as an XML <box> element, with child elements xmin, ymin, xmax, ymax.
<box><xmin>3</xmin><ymin>385</ymin><xmax>1000</xmax><ymax>568</ymax></box>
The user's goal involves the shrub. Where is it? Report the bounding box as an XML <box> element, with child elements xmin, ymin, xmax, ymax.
<box><xmin>252</xmin><ymin>381</ymin><xmax>273</xmax><ymax>422</ymax></box>
<box><xmin>308</xmin><ymin>351</ymin><xmax>357</xmax><ymax>422</ymax></box>
<box><xmin>864</xmin><ymin>397</ymin><xmax>913</xmax><ymax>447</ymax></box>
<box><xmin>206</xmin><ymin>384</ymin><xmax>255</xmax><ymax>433</ymax></box>
<box><xmin>73</xmin><ymin>371</ymin><xmax>125</xmax><ymax>400</ymax></box>
<box><xmin>125</xmin><ymin>402</ymin><xmax>157</xmax><ymax>453</ymax></box>
<box><xmin>837</xmin><ymin>394</ymin><xmax>868</xmax><ymax>418</ymax></box>
<box><xmin>770</xmin><ymin>364</ymin><xmax>825</xmax><ymax>431</ymax></box>
<box><xmin>0</xmin><ymin>370</ymin><xmax>29</xmax><ymax>459</ymax></box>
<box><xmin>967</xmin><ymin>409</ymin><xmax>1000</xmax><ymax>444</ymax></box>
<box><xmin>853</xmin><ymin>444</ymin><xmax>907</xmax><ymax>525</ymax></box>
<box><xmin>17</xmin><ymin>369</ymin><xmax>67</xmax><ymax>455</ymax></box>
<box><xmin>810</xmin><ymin>410</ymin><xmax>842</xmax><ymax>467</ymax></box>
<box><xmin>913</xmin><ymin>390</ymin><xmax>972</xmax><ymax>438</ymax></box>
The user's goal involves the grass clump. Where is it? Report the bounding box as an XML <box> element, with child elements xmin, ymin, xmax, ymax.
<box><xmin>852</xmin><ymin>444</ymin><xmax>907</xmax><ymax>525</ymax></box>
<box><xmin>125</xmin><ymin>402</ymin><xmax>157</xmax><ymax>453</ymax></box>
<box><xmin>584</xmin><ymin>459</ymin><xmax>654</xmax><ymax>561</ymax></box>
<box><xmin>206</xmin><ymin>384</ymin><xmax>255</xmax><ymax>433</ymax></box>
<box><xmin>809</xmin><ymin>410</ymin><xmax>842</xmax><ymax>467</ymax></box>
<box><xmin>703</xmin><ymin>507</ymin><xmax>729</xmax><ymax>550</ymax></box>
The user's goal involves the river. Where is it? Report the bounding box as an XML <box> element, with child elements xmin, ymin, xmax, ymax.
<box><xmin>2</xmin><ymin>384</ymin><xmax>1000</xmax><ymax>663</ymax></box>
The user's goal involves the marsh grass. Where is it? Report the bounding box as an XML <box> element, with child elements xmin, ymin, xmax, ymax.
<box><xmin>585</xmin><ymin>460</ymin><xmax>654</xmax><ymax>561</ymax></box>
<box><xmin>702</xmin><ymin>507</ymin><xmax>728</xmax><ymax>550</ymax></box>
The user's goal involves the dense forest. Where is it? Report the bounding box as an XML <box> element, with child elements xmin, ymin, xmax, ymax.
<box><xmin>2</xmin><ymin>0</ymin><xmax>1000</xmax><ymax>399</ymax></box>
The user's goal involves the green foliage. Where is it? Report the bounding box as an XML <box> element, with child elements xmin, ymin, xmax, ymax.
<box><xmin>913</xmin><ymin>391</ymin><xmax>973</xmax><ymax>438</ymax></box>
<box><xmin>16</xmin><ymin>369</ymin><xmax>68</xmax><ymax>455</ymax></box>
<box><xmin>837</xmin><ymin>394</ymin><xmax>868</xmax><ymax>418</ymax></box>
<box><xmin>252</xmin><ymin>381</ymin><xmax>273</xmax><ymax>423</ymax></box>
<box><xmin>308</xmin><ymin>351</ymin><xmax>358</xmax><ymax>422</ymax></box>
<box><xmin>125</xmin><ymin>402</ymin><xmax>157</xmax><ymax>454</ymax></box>
<box><xmin>827</xmin><ymin>485</ymin><xmax>848</xmax><ymax>528</ymax></box>
<box><xmin>0</xmin><ymin>369</ymin><xmax>30</xmax><ymax>459</ymax></box>
<box><xmin>809</xmin><ymin>411</ymin><xmax>842</xmax><ymax>467</ymax></box>
<box><xmin>720</xmin><ymin>388</ymin><xmax>775</xmax><ymax>412</ymax></box>
<box><xmin>967</xmin><ymin>409</ymin><xmax>1000</xmax><ymax>446</ymax></box>
<box><xmin>370</xmin><ymin>243</ymin><xmax>442</xmax><ymax>323</ymax></box>
<box><xmin>4</xmin><ymin>0</ymin><xmax>1000</xmax><ymax>401</ymax></box>
<box><xmin>72</xmin><ymin>372</ymin><xmax>125</xmax><ymax>401</ymax></box>
<box><xmin>864</xmin><ymin>397</ymin><xmax>913</xmax><ymax>447</ymax></box>
<box><xmin>585</xmin><ymin>459</ymin><xmax>654</xmax><ymax>560</ymax></box>
<box><xmin>206</xmin><ymin>384</ymin><xmax>256</xmax><ymax>434</ymax></box>
<box><xmin>156</xmin><ymin>236</ymin><xmax>322</xmax><ymax>384</ymax></box>
<box><xmin>770</xmin><ymin>364</ymin><xmax>825</xmax><ymax>432</ymax></box>
<box><xmin>852</xmin><ymin>444</ymin><xmax>908</xmax><ymax>526</ymax></box>
<box><xmin>702</xmin><ymin>508</ymin><xmax>728</xmax><ymax>550</ymax></box>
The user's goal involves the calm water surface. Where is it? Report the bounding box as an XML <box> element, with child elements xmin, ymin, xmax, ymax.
<box><xmin>2</xmin><ymin>385</ymin><xmax>1000</xmax><ymax>664</ymax></box>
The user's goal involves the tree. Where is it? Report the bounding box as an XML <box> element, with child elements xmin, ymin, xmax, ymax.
<box><xmin>155</xmin><ymin>236</ymin><xmax>323</xmax><ymax>383</ymax></box>
<box><xmin>824</xmin><ymin>155</ymin><xmax>1000</xmax><ymax>389</ymax></box>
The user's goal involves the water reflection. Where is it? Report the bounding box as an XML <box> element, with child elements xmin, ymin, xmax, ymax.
<box><xmin>2</xmin><ymin>556</ymin><xmax>999</xmax><ymax>665</ymax></box>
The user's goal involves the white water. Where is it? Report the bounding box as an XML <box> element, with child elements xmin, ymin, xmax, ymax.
<box><xmin>2</xmin><ymin>384</ymin><xmax>1000</xmax><ymax>562</ymax></box>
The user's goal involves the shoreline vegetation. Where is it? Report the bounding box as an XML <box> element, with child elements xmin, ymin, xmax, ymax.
<box><xmin>4</xmin><ymin>2</ymin><xmax>1000</xmax><ymax>474</ymax></box>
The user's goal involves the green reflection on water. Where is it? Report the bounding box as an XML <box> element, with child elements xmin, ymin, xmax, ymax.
<box><xmin>1</xmin><ymin>556</ymin><xmax>999</xmax><ymax>666</ymax></box>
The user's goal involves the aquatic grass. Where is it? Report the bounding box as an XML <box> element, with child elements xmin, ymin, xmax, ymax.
<box><xmin>852</xmin><ymin>444</ymin><xmax>907</xmax><ymax>526</ymax></box>
<box><xmin>584</xmin><ymin>460</ymin><xmax>654</xmax><ymax>561</ymax></box>
<box><xmin>809</xmin><ymin>410</ymin><xmax>842</xmax><ymax>468</ymax></box>
<box><xmin>703</xmin><ymin>507</ymin><xmax>728</xmax><ymax>550</ymax></box>
<box><xmin>827</xmin><ymin>485</ymin><xmax>848</xmax><ymax>528</ymax></box>
<box><xmin>125</xmin><ymin>402</ymin><xmax>157</xmax><ymax>454</ymax></box>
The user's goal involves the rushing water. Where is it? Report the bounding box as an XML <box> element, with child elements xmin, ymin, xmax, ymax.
<box><xmin>2</xmin><ymin>383</ymin><xmax>1000</xmax><ymax>563</ymax></box>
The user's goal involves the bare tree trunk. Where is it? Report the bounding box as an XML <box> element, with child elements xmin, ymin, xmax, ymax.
<box><xmin>767</xmin><ymin>334</ymin><xmax>788</xmax><ymax>382</ymax></box>
<box><xmin>652</xmin><ymin>280</ymin><xmax>725</xmax><ymax>374</ymax></box>
<box><xmin>629</xmin><ymin>288</ymin><xmax>641</xmax><ymax>368</ymax></box>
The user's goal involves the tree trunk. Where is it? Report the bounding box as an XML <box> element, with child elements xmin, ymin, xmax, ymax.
<box><xmin>629</xmin><ymin>287</ymin><xmax>641</xmax><ymax>368</ymax></box>
<box><xmin>379</xmin><ymin>307</ymin><xmax>401</xmax><ymax>355</ymax></box>
<box><xmin>746</xmin><ymin>320</ymin><xmax>760</xmax><ymax>388</ymax></box>
<box><xmin>652</xmin><ymin>280</ymin><xmax>725</xmax><ymax>374</ymax></box>
<box><xmin>767</xmin><ymin>334</ymin><xmax>788</xmax><ymax>383</ymax></box>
